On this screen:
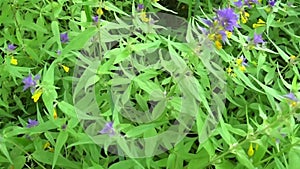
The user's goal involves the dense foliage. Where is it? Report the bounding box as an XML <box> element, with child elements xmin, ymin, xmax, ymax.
<box><xmin>0</xmin><ymin>0</ymin><xmax>300</xmax><ymax>168</ymax></box>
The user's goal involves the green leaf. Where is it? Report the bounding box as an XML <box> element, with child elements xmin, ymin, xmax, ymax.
<box><xmin>42</xmin><ymin>63</ymin><xmax>57</xmax><ymax>116</ymax></box>
<box><xmin>104</xmin><ymin>1</ymin><xmax>130</xmax><ymax>16</ymax></box>
<box><xmin>108</xmin><ymin>159</ymin><xmax>136</xmax><ymax>169</ymax></box>
<box><xmin>53</xmin><ymin>131</ymin><xmax>68</xmax><ymax>168</ymax></box>
<box><xmin>0</xmin><ymin>141</ymin><xmax>13</xmax><ymax>164</ymax></box>
<box><xmin>61</xmin><ymin>27</ymin><xmax>98</xmax><ymax>57</ymax></box>
<box><xmin>288</xmin><ymin>146</ymin><xmax>300</xmax><ymax>169</ymax></box>
<box><xmin>151</xmin><ymin>2</ymin><xmax>177</xmax><ymax>14</ymax></box>
<box><xmin>32</xmin><ymin>150</ymin><xmax>81</xmax><ymax>169</ymax></box>
<box><xmin>12</xmin><ymin>156</ymin><xmax>26</xmax><ymax>169</ymax></box>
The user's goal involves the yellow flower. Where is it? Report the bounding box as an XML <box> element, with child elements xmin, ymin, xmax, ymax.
<box><xmin>49</xmin><ymin>147</ymin><xmax>54</xmax><ymax>152</ymax></box>
<box><xmin>265</xmin><ymin>7</ymin><xmax>271</xmax><ymax>13</ymax></box>
<box><xmin>215</xmin><ymin>41</ymin><xmax>222</xmax><ymax>50</ymax></box>
<box><xmin>31</xmin><ymin>89</ymin><xmax>43</xmax><ymax>103</ymax></box>
<box><xmin>10</xmin><ymin>56</ymin><xmax>18</xmax><ymax>65</ymax></box>
<box><xmin>239</xmin><ymin>66</ymin><xmax>246</xmax><ymax>72</ymax></box>
<box><xmin>236</xmin><ymin>58</ymin><xmax>243</xmax><ymax>65</ymax></box>
<box><xmin>248</xmin><ymin>143</ymin><xmax>254</xmax><ymax>157</ymax></box>
<box><xmin>240</xmin><ymin>11</ymin><xmax>250</xmax><ymax>24</ymax></box>
<box><xmin>216</xmin><ymin>34</ymin><xmax>222</xmax><ymax>41</ymax></box>
<box><xmin>61</xmin><ymin>65</ymin><xmax>69</xmax><ymax>73</ymax></box>
<box><xmin>290</xmin><ymin>55</ymin><xmax>296</xmax><ymax>61</ymax></box>
<box><xmin>53</xmin><ymin>108</ymin><xmax>58</xmax><ymax>119</ymax></box>
<box><xmin>140</xmin><ymin>11</ymin><xmax>149</xmax><ymax>22</ymax></box>
<box><xmin>225</xmin><ymin>31</ymin><xmax>232</xmax><ymax>39</ymax></box>
<box><xmin>227</xmin><ymin>67</ymin><xmax>233</xmax><ymax>73</ymax></box>
<box><xmin>208</xmin><ymin>33</ymin><xmax>215</xmax><ymax>41</ymax></box>
<box><xmin>253</xmin><ymin>19</ymin><xmax>266</xmax><ymax>28</ymax></box>
<box><xmin>291</xmin><ymin>101</ymin><xmax>297</xmax><ymax>107</ymax></box>
<box><xmin>97</xmin><ymin>8</ymin><xmax>103</xmax><ymax>15</ymax></box>
<box><xmin>43</xmin><ymin>142</ymin><xmax>51</xmax><ymax>149</ymax></box>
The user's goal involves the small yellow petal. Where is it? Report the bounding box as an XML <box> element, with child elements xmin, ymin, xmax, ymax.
<box><xmin>290</xmin><ymin>55</ymin><xmax>296</xmax><ymax>60</ymax></box>
<box><xmin>43</xmin><ymin>142</ymin><xmax>51</xmax><ymax>149</ymax></box>
<box><xmin>10</xmin><ymin>56</ymin><xmax>18</xmax><ymax>65</ymax></box>
<box><xmin>236</xmin><ymin>58</ymin><xmax>243</xmax><ymax>65</ymax></box>
<box><xmin>257</xmin><ymin>19</ymin><xmax>265</xmax><ymax>24</ymax></box>
<box><xmin>240</xmin><ymin>11</ymin><xmax>250</xmax><ymax>24</ymax></box>
<box><xmin>248</xmin><ymin>143</ymin><xmax>255</xmax><ymax>157</ymax></box>
<box><xmin>264</xmin><ymin>7</ymin><xmax>271</xmax><ymax>13</ymax></box>
<box><xmin>227</xmin><ymin>67</ymin><xmax>233</xmax><ymax>73</ymax></box>
<box><xmin>140</xmin><ymin>12</ymin><xmax>149</xmax><ymax>22</ymax></box>
<box><xmin>49</xmin><ymin>147</ymin><xmax>54</xmax><ymax>152</ymax></box>
<box><xmin>208</xmin><ymin>33</ymin><xmax>215</xmax><ymax>40</ymax></box>
<box><xmin>225</xmin><ymin>31</ymin><xmax>232</xmax><ymax>39</ymax></box>
<box><xmin>239</xmin><ymin>66</ymin><xmax>246</xmax><ymax>72</ymax></box>
<box><xmin>253</xmin><ymin>19</ymin><xmax>265</xmax><ymax>28</ymax></box>
<box><xmin>216</xmin><ymin>34</ymin><xmax>222</xmax><ymax>41</ymax></box>
<box><xmin>53</xmin><ymin>109</ymin><xmax>58</xmax><ymax>119</ymax></box>
<box><xmin>97</xmin><ymin>8</ymin><xmax>103</xmax><ymax>15</ymax></box>
<box><xmin>31</xmin><ymin>89</ymin><xmax>43</xmax><ymax>103</ymax></box>
<box><xmin>255</xmin><ymin>143</ymin><xmax>259</xmax><ymax>151</ymax></box>
<box><xmin>215</xmin><ymin>41</ymin><xmax>222</xmax><ymax>50</ymax></box>
<box><xmin>291</xmin><ymin>101</ymin><xmax>297</xmax><ymax>107</ymax></box>
<box><xmin>61</xmin><ymin>65</ymin><xmax>69</xmax><ymax>73</ymax></box>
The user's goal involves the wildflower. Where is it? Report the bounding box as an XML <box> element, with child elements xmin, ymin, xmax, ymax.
<box><xmin>225</xmin><ymin>31</ymin><xmax>232</xmax><ymax>39</ymax></box>
<box><xmin>244</xmin><ymin>0</ymin><xmax>259</xmax><ymax>8</ymax></box>
<box><xmin>92</xmin><ymin>15</ymin><xmax>99</xmax><ymax>23</ymax></box>
<box><xmin>62</xmin><ymin>124</ymin><xmax>67</xmax><ymax>130</ymax></box>
<box><xmin>269</xmin><ymin>0</ymin><xmax>276</xmax><ymax>7</ymax></box>
<box><xmin>253</xmin><ymin>19</ymin><xmax>265</xmax><ymax>28</ymax></box>
<box><xmin>10</xmin><ymin>56</ymin><xmax>18</xmax><ymax>65</ymax></box>
<box><xmin>227</xmin><ymin>67</ymin><xmax>233</xmax><ymax>73</ymax></box>
<box><xmin>216</xmin><ymin>8</ymin><xmax>239</xmax><ymax>31</ymax></box>
<box><xmin>215</xmin><ymin>40</ymin><xmax>222</xmax><ymax>50</ymax></box>
<box><xmin>49</xmin><ymin>147</ymin><xmax>54</xmax><ymax>152</ymax></box>
<box><xmin>240</xmin><ymin>11</ymin><xmax>250</xmax><ymax>24</ymax></box>
<box><xmin>236</xmin><ymin>56</ymin><xmax>248</xmax><ymax>66</ymax></box>
<box><xmin>31</xmin><ymin>89</ymin><xmax>43</xmax><ymax>102</ymax></box>
<box><xmin>27</xmin><ymin>119</ymin><xmax>39</xmax><ymax>128</ymax></box>
<box><xmin>253</xmin><ymin>33</ymin><xmax>264</xmax><ymax>45</ymax></box>
<box><xmin>283</xmin><ymin>93</ymin><xmax>299</xmax><ymax>101</ymax></box>
<box><xmin>7</xmin><ymin>43</ymin><xmax>16</xmax><ymax>51</ymax></box>
<box><xmin>137</xmin><ymin>4</ymin><xmax>144</xmax><ymax>11</ymax></box>
<box><xmin>97</xmin><ymin>8</ymin><xmax>103</xmax><ymax>15</ymax></box>
<box><xmin>99</xmin><ymin>121</ymin><xmax>115</xmax><ymax>136</ymax></box>
<box><xmin>247</xmin><ymin>143</ymin><xmax>254</xmax><ymax>157</ymax></box>
<box><xmin>53</xmin><ymin>109</ymin><xmax>58</xmax><ymax>119</ymax></box>
<box><xmin>140</xmin><ymin>11</ymin><xmax>149</xmax><ymax>22</ymax></box>
<box><xmin>234</xmin><ymin>0</ymin><xmax>243</xmax><ymax>8</ymax></box>
<box><xmin>219</xmin><ymin>30</ymin><xmax>227</xmax><ymax>41</ymax></box>
<box><xmin>60</xmin><ymin>33</ymin><xmax>69</xmax><ymax>43</ymax></box>
<box><xmin>202</xmin><ymin>19</ymin><xmax>213</xmax><ymax>27</ymax></box>
<box><xmin>43</xmin><ymin>141</ymin><xmax>51</xmax><ymax>149</ymax></box>
<box><xmin>61</xmin><ymin>64</ymin><xmax>70</xmax><ymax>73</ymax></box>
<box><xmin>290</xmin><ymin>55</ymin><xmax>296</xmax><ymax>61</ymax></box>
<box><xmin>236</xmin><ymin>56</ymin><xmax>248</xmax><ymax>72</ymax></box>
<box><xmin>283</xmin><ymin>92</ymin><xmax>299</xmax><ymax>107</ymax></box>
<box><xmin>56</xmin><ymin>50</ymin><xmax>61</xmax><ymax>55</ymax></box>
<box><xmin>22</xmin><ymin>74</ymin><xmax>40</xmax><ymax>92</ymax></box>
<box><xmin>43</xmin><ymin>141</ymin><xmax>54</xmax><ymax>152</ymax></box>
